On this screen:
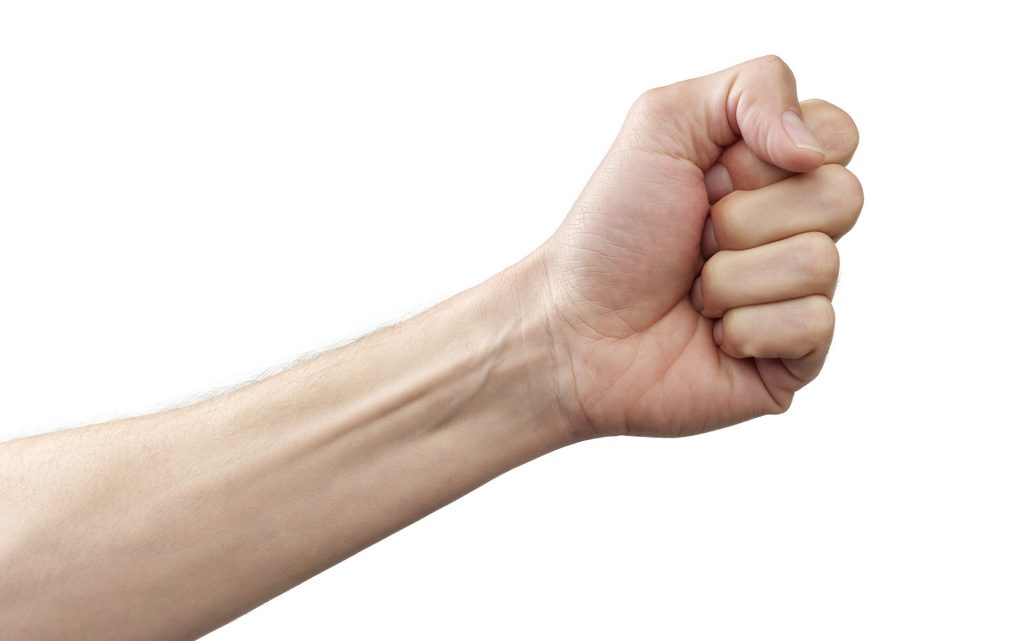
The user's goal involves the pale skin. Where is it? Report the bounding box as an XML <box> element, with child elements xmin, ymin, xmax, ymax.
<box><xmin>0</xmin><ymin>56</ymin><xmax>861</xmax><ymax>640</ymax></box>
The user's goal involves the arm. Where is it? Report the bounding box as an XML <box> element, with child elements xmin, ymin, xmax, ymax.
<box><xmin>1</xmin><ymin>256</ymin><xmax>567</xmax><ymax>640</ymax></box>
<box><xmin>1</xmin><ymin>56</ymin><xmax>861</xmax><ymax>641</ymax></box>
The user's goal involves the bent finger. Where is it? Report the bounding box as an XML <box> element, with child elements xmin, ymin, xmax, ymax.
<box><xmin>714</xmin><ymin>295</ymin><xmax>836</xmax><ymax>389</ymax></box>
<box><xmin>704</xmin><ymin>99</ymin><xmax>860</xmax><ymax>203</ymax></box>
<box><xmin>710</xmin><ymin>164</ymin><xmax>864</xmax><ymax>252</ymax></box>
<box><xmin>693</xmin><ymin>232</ymin><xmax>840</xmax><ymax>318</ymax></box>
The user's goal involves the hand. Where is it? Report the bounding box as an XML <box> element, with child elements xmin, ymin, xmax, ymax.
<box><xmin>538</xmin><ymin>56</ymin><xmax>862</xmax><ymax>439</ymax></box>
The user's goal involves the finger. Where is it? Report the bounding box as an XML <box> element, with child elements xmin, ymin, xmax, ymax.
<box><xmin>704</xmin><ymin>99</ymin><xmax>860</xmax><ymax>202</ymax></box>
<box><xmin>691</xmin><ymin>231</ymin><xmax>839</xmax><ymax>318</ymax></box>
<box><xmin>627</xmin><ymin>55</ymin><xmax>825</xmax><ymax>173</ymax></box>
<box><xmin>707</xmin><ymin>165</ymin><xmax>863</xmax><ymax>254</ymax></box>
<box><xmin>713</xmin><ymin>295</ymin><xmax>835</xmax><ymax>386</ymax></box>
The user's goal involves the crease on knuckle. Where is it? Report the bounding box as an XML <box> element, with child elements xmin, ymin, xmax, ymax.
<box><xmin>819</xmin><ymin>165</ymin><xmax>865</xmax><ymax>227</ymax></box>
<box><xmin>796</xmin><ymin>232</ymin><xmax>840</xmax><ymax>288</ymax></box>
<box><xmin>832</xmin><ymin>107</ymin><xmax>861</xmax><ymax>161</ymax></box>
<box><xmin>801</xmin><ymin>295</ymin><xmax>836</xmax><ymax>344</ymax></box>
<box><xmin>755</xmin><ymin>54</ymin><xmax>793</xmax><ymax>79</ymax></box>
<box><xmin>843</xmin><ymin>170</ymin><xmax>865</xmax><ymax>220</ymax></box>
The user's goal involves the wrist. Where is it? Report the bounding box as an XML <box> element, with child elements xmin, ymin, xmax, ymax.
<box><xmin>475</xmin><ymin>249</ymin><xmax>585</xmax><ymax>449</ymax></box>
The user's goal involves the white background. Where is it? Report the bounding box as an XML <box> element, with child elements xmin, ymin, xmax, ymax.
<box><xmin>2</xmin><ymin>1</ymin><xmax>1022</xmax><ymax>639</ymax></box>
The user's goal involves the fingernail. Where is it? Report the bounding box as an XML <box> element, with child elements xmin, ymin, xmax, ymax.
<box><xmin>782</xmin><ymin>110</ymin><xmax>824</xmax><ymax>154</ymax></box>
<box><xmin>704</xmin><ymin>163</ymin><xmax>733</xmax><ymax>202</ymax></box>
<box><xmin>713</xmin><ymin>320</ymin><xmax>724</xmax><ymax>345</ymax></box>
<box><xmin>690</xmin><ymin>277</ymin><xmax>704</xmax><ymax>312</ymax></box>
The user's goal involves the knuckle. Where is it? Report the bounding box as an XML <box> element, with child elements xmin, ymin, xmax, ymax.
<box><xmin>801</xmin><ymin>98</ymin><xmax>830</xmax><ymax>109</ymax></box>
<box><xmin>757</xmin><ymin>53</ymin><xmax>788</xmax><ymax>70</ymax></box>
<box><xmin>631</xmin><ymin>86</ymin><xmax>674</xmax><ymax>121</ymax></box>
<box><xmin>802</xmin><ymin>295</ymin><xmax>836</xmax><ymax>341</ymax></box>
<box><xmin>819</xmin><ymin>165</ymin><xmax>865</xmax><ymax>217</ymax></box>
<box><xmin>710</xmin><ymin>192</ymin><xmax>747</xmax><ymax>248</ymax></box>
<box><xmin>753</xmin><ymin>54</ymin><xmax>795</xmax><ymax>80</ymax></box>
<box><xmin>804</xmin><ymin>100</ymin><xmax>860</xmax><ymax>162</ymax></box>
<box><xmin>726</xmin><ymin>335</ymin><xmax>749</xmax><ymax>359</ymax></box>
<box><xmin>835</xmin><ymin>108</ymin><xmax>861</xmax><ymax>160</ymax></box>
<box><xmin>796</xmin><ymin>232</ymin><xmax>840</xmax><ymax>284</ymax></box>
<box><xmin>844</xmin><ymin>171</ymin><xmax>865</xmax><ymax>219</ymax></box>
<box><xmin>767</xmin><ymin>392</ymin><xmax>794</xmax><ymax>415</ymax></box>
<box><xmin>719</xmin><ymin>313</ymin><xmax>748</xmax><ymax>357</ymax></box>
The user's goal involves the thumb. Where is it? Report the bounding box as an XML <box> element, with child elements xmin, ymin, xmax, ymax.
<box><xmin>626</xmin><ymin>55</ymin><xmax>825</xmax><ymax>173</ymax></box>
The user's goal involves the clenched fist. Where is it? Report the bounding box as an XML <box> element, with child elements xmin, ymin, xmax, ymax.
<box><xmin>0</xmin><ymin>50</ymin><xmax>865</xmax><ymax>638</ymax></box>
<box><xmin>536</xmin><ymin>55</ymin><xmax>862</xmax><ymax>439</ymax></box>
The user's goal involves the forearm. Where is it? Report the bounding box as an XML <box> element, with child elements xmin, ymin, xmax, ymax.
<box><xmin>0</xmin><ymin>253</ymin><xmax>571</xmax><ymax>641</ymax></box>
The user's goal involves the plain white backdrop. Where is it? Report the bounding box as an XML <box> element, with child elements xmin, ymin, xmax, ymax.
<box><xmin>2</xmin><ymin>1</ymin><xmax>1022</xmax><ymax>639</ymax></box>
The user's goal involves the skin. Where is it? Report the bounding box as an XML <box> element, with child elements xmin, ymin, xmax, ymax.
<box><xmin>0</xmin><ymin>56</ymin><xmax>861</xmax><ymax>640</ymax></box>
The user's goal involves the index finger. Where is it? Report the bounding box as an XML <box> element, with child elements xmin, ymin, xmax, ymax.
<box><xmin>704</xmin><ymin>99</ymin><xmax>860</xmax><ymax>203</ymax></box>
